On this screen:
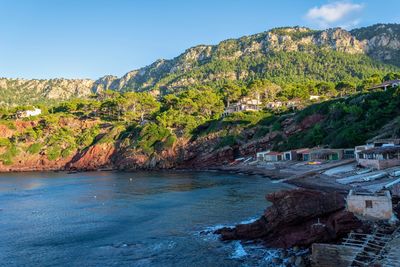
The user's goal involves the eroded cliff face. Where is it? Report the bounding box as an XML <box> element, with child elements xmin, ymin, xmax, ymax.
<box><xmin>351</xmin><ymin>23</ymin><xmax>400</xmax><ymax>66</ymax></box>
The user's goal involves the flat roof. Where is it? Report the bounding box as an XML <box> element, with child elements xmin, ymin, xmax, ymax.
<box><xmin>359</xmin><ymin>146</ymin><xmax>400</xmax><ymax>155</ymax></box>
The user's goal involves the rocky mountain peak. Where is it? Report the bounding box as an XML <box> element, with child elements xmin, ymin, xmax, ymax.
<box><xmin>351</xmin><ymin>23</ymin><xmax>400</xmax><ymax>65</ymax></box>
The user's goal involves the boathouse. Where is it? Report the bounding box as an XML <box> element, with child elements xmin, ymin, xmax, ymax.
<box><xmin>283</xmin><ymin>150</ymin><xmax>297</xmax><ymax>161</ymax></box>
<box><xmin>264</xmin><ymin>151</ymin><xmax>283</xmax><ymax>162</ymax></box>
<box><xmin>310</xmin><ymin>148</ymin><xmax>343</xmax><ymax>161</ymax></box>
<box><xmin>256</xmin><ymin>150</ymin><xmax>270</xmax><ymax>161</ymax></box>
<box><xmin>296</xmin><ymin>148</ymin><xmax>311</xmax><ymax>161</ymax></box>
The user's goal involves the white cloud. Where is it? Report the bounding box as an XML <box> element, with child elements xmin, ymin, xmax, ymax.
<box><xmin>305</xmin><ymin>1</ymin><xmax>364</xmax><ymax>29</ymax></box>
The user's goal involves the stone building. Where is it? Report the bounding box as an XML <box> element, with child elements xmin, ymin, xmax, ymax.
<box><xmin>346</xmin><ymin>190</ymin><xmax>393</xmax><ymax>220</ymax></box>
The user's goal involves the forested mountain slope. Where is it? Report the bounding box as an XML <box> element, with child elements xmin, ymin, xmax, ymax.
<box><xmin>1</xmin><ymin>24</ymin><xmax>399</xmax><ymax>105</ymax></box>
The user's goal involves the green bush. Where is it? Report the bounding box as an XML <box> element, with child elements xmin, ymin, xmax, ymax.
<box><xmin>47</xmin><ymin>145</ymin><xmax>61</xmax><ymax>161</ymax></box>
<box><xmin>0</xmin><ymin>138</ymin><xmax>11</xmax><ymax>147</ymax></box>
<box><xmin>27</xmin><ymin>143</ymin><xmax>42</xmax><ymax>154</ymax></box>
<box><xmin>61</xmin><ymin>147</ymin><xmax>74</xmax><ymax>158</ymax></box>
<box><xmin>137</xmin><ymin>123</ymin><xmax>176</xmax><ymax>155</ymax></box>
<box><xmin>77</xmin><ymin>126</ymin><xmax>100</xmax><ymax>148</ymax></box>
<box><xmin>0</xmin><ymin>145</ymin><xmax>19</xmax><ymax>165</ymax></box>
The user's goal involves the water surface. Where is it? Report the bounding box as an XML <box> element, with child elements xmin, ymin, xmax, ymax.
<box><xmin>0</xmin><ymin>171</ymin><xmax>293</xmax><ymax>266</ymax></box>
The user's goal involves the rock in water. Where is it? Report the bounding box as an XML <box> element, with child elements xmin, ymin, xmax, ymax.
<box><xmin>215</xmin><ymin>188</ymin><xmax>362</xmax><ymax>248</ymax></box>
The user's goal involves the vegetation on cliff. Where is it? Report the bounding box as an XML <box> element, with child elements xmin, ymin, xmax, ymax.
<box><xmin>0</xmin><ymin>70</ymin><xmax>399</xmax><ymax>168</ymax></box>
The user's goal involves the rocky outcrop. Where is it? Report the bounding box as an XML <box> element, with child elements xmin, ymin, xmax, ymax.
<box><xmin>215</xmin><ymin>189</ymin><xmax>362</xmax><ymax>248</ymax></box>
<box><xmin>0</xmin><ymin>78</ymin><xmax>95</xmax><ymax>105</ymax></box>
<box><xmin>351</xmin><ymin>23</ymin><xmax>400</xmax><ymax>66</ymax></box>
<box><xmin>90</xmin><ymin>27</ymin><xmax>372</xmax><ymax>93</ymax></box>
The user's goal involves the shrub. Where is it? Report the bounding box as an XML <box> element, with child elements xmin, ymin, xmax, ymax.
<box><xmin>0</xmin><ymin>145</ymin><xmax>19</xmax><ymax>165</ymax></box>
<box><xmin>27</xmin><ymin>143</ymin><xmax>42</xmax><ymax>154</ymax></box>
<box><xmin>47</xmin><ymin>145</ymin><xmax>61</xmax><ymax>161</ymax></box>
<box><xmin>0</xmin><ymin>138</ymin><xmax>11</xmax><ymax>147</ymax></box>
<box><xmin>216</xmin><ymin>135</ymin><xmax>237</xmax><ymax>149</ymax></box>
<box><xmin>0</xmin><ymin>120</ymin><xmax>16</xmax><ymax>130</ymax></box>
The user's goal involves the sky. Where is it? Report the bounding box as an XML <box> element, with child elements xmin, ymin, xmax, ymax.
<box><xmin>0</xmin><ymin>0</ymin><xmax>399</xmax><ymax>80</ymax></box>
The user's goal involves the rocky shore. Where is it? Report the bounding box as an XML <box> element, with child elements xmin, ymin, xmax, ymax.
<box><xmin>215</xmin><ymin>189</ymin><xmax>363</xmax><ymax>248</ymax></box>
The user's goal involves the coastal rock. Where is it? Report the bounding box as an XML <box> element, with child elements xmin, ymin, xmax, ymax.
<box><xmin>67</xmin><ymin>143</ymin><xmax>116</xmax><ymax>171</ymax></box>
<box><xmin>215</xmin><ymin>189</ymin><xmax>362</xmax><ymax>248</ymax></box>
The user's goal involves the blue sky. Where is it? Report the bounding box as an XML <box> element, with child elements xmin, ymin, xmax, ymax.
<box><xmin>0</xmin><ymin>0</ymin><xmax>399</xmax><ymax>79</ymax></box>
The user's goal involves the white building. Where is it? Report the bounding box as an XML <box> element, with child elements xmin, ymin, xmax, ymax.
<box><xmin>16</xmin><ymin>107</ymin><xmax>42</xmax><ymax>118</ymax></box>
<box><xmin>309</xmin><ymin>95</ymin><xmax>321</xmax><ymax>101</ymax></box>
<box><xmin>266</xmin><ymin>101</ymin><xmax>283</xmax><ymax>109</ymax></box>
<box><xmin>223</xmin><ymin>97</ymin><xmax>261</xmax><ymax>116</ymax></box>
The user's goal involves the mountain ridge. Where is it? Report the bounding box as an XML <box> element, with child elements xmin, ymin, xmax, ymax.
<box><xmin>1</xmin><ymin>23</ymin><xmax>399</xmax><ymax>105</ymax></box>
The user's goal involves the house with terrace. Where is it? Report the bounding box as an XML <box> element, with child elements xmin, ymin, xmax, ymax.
<box><xmin>222</xmin><ymin>97</ymin><xmax>261</xmax><ymax>116</ymax></box>
<box><xmin>368</xmin><ymin>79</ymin><xmax>400</xmax><ymax>91</ymax></box>
<box><xmin>356</xmin><ymin>139</ymin><xmax>400</xmax><ymax>170</ymax></box>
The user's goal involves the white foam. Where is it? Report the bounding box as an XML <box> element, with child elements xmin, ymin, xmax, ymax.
<box><xmin>230</xmin><ymin>241</ymin><xmax>248</xmax><ymax>259</ymax></box>
<box><xmin>239</xmin><ymin>216</ymin><xmax>258</xmax><ymax>225</ymax></box>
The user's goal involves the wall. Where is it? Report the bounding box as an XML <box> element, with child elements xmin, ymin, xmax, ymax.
<box><xmin>311</xmin><ymin>243</ymin><xmax>359</xmax><ymax>267</ymax></box>
<box><xmin>346</xmin><ymin>192</ymin><xmax>392</xmax><ymax>220</ymax></box>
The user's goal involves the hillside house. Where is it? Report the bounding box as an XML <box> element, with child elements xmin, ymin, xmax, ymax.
<box><xmin>16</xmin><ymin>107</ymin><xmax>42</xmax><ymax>118</ymax></box>
<box><xmin>346</xmin><ymin>190</ymin><xmax>393</xmax><ymax>220</ymax></box>
<box><xmin>266</xmin><ymin>100</ymin><xmax>300</xmax><ymax>110</ymax></box>
<box><xmin>222</xmin><ymin>97</ymin><xmax>261</xmax><ymax>116</ymax></box>
<box><xmin>368</xmin><ymin>79</ymin><xmax>400</xmax><ymax>91</ymax></box>
<box><xmin>266</xmin><ymin>101</ymin><xmax>283</xmax><ymax>109</ymax></box>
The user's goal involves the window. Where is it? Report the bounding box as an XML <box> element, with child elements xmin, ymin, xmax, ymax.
<box><xmin>365</xmin><ymin>200</ymin><xmax>373</xmax><ymax>208</ymax></box>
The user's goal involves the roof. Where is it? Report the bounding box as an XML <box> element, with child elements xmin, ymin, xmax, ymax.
<box><xmin>359</xmin><ymin>145</ymin><xmax>400</xmax><ymax>155</ymax></box>
<box><xmin>348</xmin><ymin>189</ymin><xmax>390</xmax><ymax>197</ymax></box>
<box><xmin>374</xmin><ymin>139</ymin><xmax>400</xmax><ymax>145</ymax></box>
<box><xmin>266</xmin><ymin>151</ymin><xmax>283</xmax><ymax>156</ymax></box>
<box><xmin>296</xmin><ymin>148</ymin><xmax>311</xmax><ymax>153</ymax></box>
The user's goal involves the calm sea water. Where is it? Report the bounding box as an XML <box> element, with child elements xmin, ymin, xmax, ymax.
<box><xmin>0</xmin><ymin>171</ymin><xmax>293</xmax><ymax>267</ymax></box>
